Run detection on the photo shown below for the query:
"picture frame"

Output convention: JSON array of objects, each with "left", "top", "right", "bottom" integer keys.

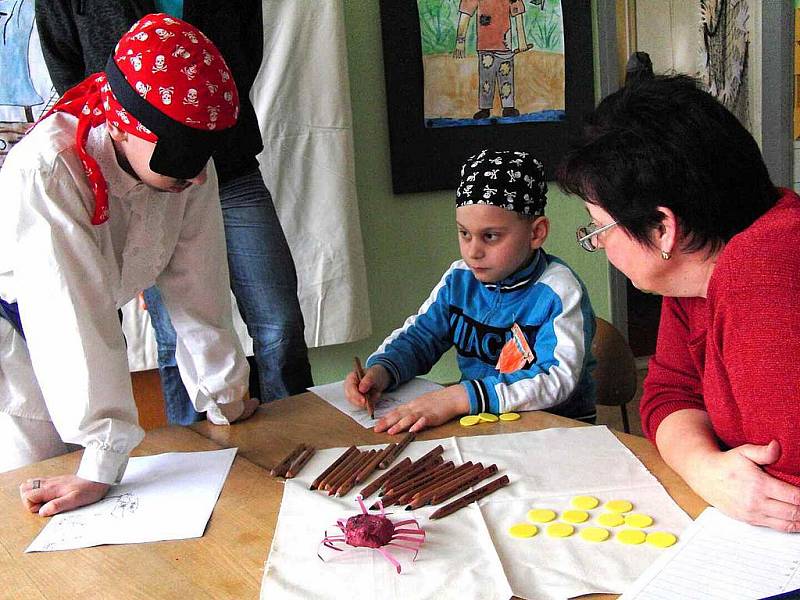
[{"left": 379, "top": 0, "right": 594, "bottom": 193}]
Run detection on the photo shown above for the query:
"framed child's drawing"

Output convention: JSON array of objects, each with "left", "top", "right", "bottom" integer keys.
[{"left": 380, "top": 0, "right": 593, "bottom": 193}]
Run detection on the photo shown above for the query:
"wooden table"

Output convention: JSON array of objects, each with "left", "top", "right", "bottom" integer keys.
[
  {"left": 0, "top": 392, "right": 707, "bottom": 599},
  {"left": 0, "top": 427, "right": 272, "bottom": 599}
]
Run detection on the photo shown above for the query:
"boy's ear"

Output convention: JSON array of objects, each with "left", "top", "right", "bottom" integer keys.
[
  {"left": 530, "top": 216, "right": 549, "bottom": 249},
  {"left": 106, "top": 121, "right": 127, "bottom": 143}
]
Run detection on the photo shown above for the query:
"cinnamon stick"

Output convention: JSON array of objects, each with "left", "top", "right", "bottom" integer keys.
[
  {"left": 358, "top": 457, "right": 412, "bottom": 499},
  {"left": 310, "top": 446, "right": 357, "bottom": 490},
  {"left": 270, "top": 444, "right": 306, "bottom": 477},
  {"left": 378, "top": 432, "right": 416, "bottom": 469},
  {"left": 429, "top": 475, "right": 510, "bottom": 520}
]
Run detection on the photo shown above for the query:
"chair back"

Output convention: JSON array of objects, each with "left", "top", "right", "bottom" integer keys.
[{"left": 590, "top": 317, "right": 638, "bottom": 408}]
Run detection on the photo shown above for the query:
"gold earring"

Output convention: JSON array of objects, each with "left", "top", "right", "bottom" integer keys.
[{"left": 661, "top": 250, "right": 671, "bottom": 260}]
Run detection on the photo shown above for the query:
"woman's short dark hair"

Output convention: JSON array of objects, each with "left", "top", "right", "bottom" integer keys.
[{"left": 556, "top": 74, "right": 779, "bottom": 254}]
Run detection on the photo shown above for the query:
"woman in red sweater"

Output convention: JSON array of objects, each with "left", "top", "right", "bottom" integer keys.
[{"left": 557, "top": 74, "right": 800, "bottom": 532}]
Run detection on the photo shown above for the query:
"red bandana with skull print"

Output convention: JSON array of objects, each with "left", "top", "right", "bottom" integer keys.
[{"left": 41, "top": 13, "right": 239, "bottom": 225}]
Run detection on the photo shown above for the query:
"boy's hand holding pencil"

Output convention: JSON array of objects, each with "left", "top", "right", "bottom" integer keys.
[{"left": 344, "top": 360, "right": 390, "bottom": 418}]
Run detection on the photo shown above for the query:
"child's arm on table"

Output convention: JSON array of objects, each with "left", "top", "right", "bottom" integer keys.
[{"left": 375, "top": 385, "right": 470, "bottom": 435}]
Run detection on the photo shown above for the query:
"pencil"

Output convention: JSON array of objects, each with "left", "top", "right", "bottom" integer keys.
[
  {"left": 388, "top": 462, "right": 456, "bottom": 505},
  {"left": 336, "top": 450, "right": 377, "bottom": 496},
  {"left": 380, "top": 462, "right": 454, "bottom": 506},
  {"left": 354, "top": 444, "right": 394, "bottom": 484},
  {"left": 332, "top": 450, "right": 376, "bottom": 496},
  {"left": 270, "top": 443, "right": 306, "bottom": 477},
  {"left": 318, "top": 448, "right": 363, "bottom": 491},
  {"left": 285, "top": 446, "right": 316, "bottom": 479},
  {"left": 353, "top": 356, "right": 374, "bottom": 419},
  {"left": 381, "top": 453, "right": 444, "bottom": 494},
  {"left": 403, "top": 461, "right": 475, "bottom": 509},
  {"left": 310, "top": 445, "right": 357, "bottom": 490},
  {"left": 431, "top": 464, "right": 498, "bottom": 505},
  {"left": 429, "top": 475, "right": 510, "bottom": 520},
  {"left": 378, "top": 432, "right": 416, "bottom": 469},
  {"left": 358, "top": 457, "right": 412, "bottom": 499},
  {"left": 410, "top": 463, "right": 484, "bottom": 508},
  {"left": 325, "top": 450, "right": 368, "bottom": 493}
]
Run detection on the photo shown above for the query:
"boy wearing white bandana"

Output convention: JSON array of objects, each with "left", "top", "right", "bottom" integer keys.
[{"left": 345, "top": 150, "right": 597, "bottom": 434}]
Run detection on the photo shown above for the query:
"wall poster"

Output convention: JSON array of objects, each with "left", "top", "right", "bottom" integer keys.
[{"left": 380, "top": 0, "right": 593, "bottom": 193}]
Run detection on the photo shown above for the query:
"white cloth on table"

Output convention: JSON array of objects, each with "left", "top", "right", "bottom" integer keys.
[
  {"left": 0, "top": 113, "right": 249, "bottom": 482},
  {"left": 261, "top": 427, "right": 692, "bottom": 600}
]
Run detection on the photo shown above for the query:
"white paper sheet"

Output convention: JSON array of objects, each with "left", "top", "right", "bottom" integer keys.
[
  {"left": 310, "top": 378, "right": 444, "bottom": 427},
  {"left": 261, "top": 427, "right": 692, "bottom": 600},
  {"left": 26, "top": 448, "right": 237, "bottom": 552},
  {"left": 619, "top": 507, "right": 800, "bottom": 600}
]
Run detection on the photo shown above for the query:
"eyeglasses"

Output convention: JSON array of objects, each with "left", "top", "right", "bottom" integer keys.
[{"left": 576, "top": 221, "right": 618, "bottom": 252}]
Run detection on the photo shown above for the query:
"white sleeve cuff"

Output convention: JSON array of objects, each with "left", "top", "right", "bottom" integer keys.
[
  {"left": 205, "top": 398, "right": 244, "bottom": 425},
  {"left": 76, "top": 446, "right": 130, "bottom": 484}
]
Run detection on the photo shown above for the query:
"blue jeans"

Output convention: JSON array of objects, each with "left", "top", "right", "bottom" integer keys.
[{"left": 144, "top": 169, "right": 313, "bottom": 425}]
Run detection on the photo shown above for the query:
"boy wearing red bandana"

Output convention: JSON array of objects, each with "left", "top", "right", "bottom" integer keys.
[{"left": 1, "top": 14, "right": 257, "bottom": 516}]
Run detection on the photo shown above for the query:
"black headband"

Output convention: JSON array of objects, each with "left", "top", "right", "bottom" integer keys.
[{"left": 105, "top": 55, "right": 221, "bottom": 179}]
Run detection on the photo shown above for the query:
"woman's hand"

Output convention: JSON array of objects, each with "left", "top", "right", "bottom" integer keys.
[
  {"left": 344, "top": 365, "right": 390, "bottom": 410},
  {"left": 686, "top": 440, "right": 800, "bottom": 531},
  {"left": 19, "top": 475, "right": 110, "bottom": 517},
  {"left": 374, "top": 384, "right": 470, "bottom": 435},
  {"left": 656, "top": 410, "right": 800, "bottom": 532}
]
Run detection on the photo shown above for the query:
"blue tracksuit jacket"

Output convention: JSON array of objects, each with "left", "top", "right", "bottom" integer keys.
[{"left": 367, "top": 250, "right": 596, "bottom": 420}]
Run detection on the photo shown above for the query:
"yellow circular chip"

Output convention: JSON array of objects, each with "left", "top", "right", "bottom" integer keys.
[
  {"left": 604, "top": 499, "right": 634, "bottom": 514},
  {"left": 499, "top": 412, "right": 521, "bottom": 421},
  {"left": 597, "top": 512, "right": 625, "bottom": 527},
  {"left": 477, "top": 412, "right": 499, "bottom": 423},
  {"left": 460, "top": 415, "right": 481, "bottom": 427},
  {"left": 508, "top": 523, "right": 538, "bottom": 538},
  {"left": 527, "top": 508, "right": 557, "bottom": 523},
  {"left": 646, "top": 531, "right": 677, "bottom": 548},
  {"left": 546, "top": 523, "right": 575, "bottom": 538},
  {"left": 624, "top": 513, "right": 654, "bottom": 529},
  {"left": 617, "top": 529, "right": 647, "bottom": 545},
  {"left": 571, "top": 495, "right": 600, "bottom": 510},
  {"left": 562, "top": 510, "right": 590, "bottom": 524},
  {"left": 579, "top": 527, "right": 610, "bottom": 542}
]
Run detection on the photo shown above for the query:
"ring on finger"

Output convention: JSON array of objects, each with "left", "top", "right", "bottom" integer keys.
[{"left": 32, "top": 479, "right": 41, "bottom": 490}]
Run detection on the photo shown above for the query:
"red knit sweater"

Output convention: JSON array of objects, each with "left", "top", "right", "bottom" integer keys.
[{"left": 641, "top": 190, "right": 800, "bottom": 486}]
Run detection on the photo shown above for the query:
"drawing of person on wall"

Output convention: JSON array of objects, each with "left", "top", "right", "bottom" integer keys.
[
  {"left": 453, "top": 0, "right": 534, "bottom": 120},
  {"left": 0, "top": 0, "right": 43, "bottom": 122}
]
